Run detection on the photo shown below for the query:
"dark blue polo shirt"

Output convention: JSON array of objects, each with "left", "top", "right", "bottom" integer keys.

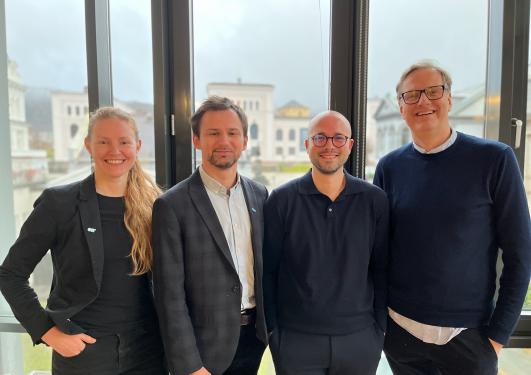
[{"left": 263, "top": 171, "right": 389, "bottom": 335}]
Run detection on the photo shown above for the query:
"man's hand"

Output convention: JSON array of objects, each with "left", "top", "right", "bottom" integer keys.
[
  {"left": 190, "top": 367, "right": 211, "bottom": 375},
  {"left": 488, "top": 338, "right": 503, "bottom": 356},
  {"left": 41, "top": 326, "right": 96, "bottom": 357}
]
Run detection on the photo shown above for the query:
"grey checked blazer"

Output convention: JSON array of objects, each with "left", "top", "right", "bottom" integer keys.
[{"left": 152, "top": 169, "right": 268, "bottom": 375}]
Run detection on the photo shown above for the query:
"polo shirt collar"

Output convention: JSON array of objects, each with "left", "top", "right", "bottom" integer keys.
[{"left": 298, "top": 169, "right": 369, "bottom": 196}]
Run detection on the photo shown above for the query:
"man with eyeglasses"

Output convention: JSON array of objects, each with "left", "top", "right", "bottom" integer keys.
[
  {"left": 263, "top": 111, "right": 389, "bottom": 374},
  {"left": 374, "top": 61, "right": 531, "bottom": 375}
]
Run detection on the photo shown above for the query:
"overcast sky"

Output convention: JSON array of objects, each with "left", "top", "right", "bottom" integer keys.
[{"left": 6, "top": 0, "right": 490, "bottom": 112}]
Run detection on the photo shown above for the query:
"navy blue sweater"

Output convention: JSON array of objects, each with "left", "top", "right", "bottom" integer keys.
[
  {"left": 374, "top": 133, "right": 531, "bottom": 345},
  {"left": 263, "top": 172, "right": 389, "bottom": 335}
]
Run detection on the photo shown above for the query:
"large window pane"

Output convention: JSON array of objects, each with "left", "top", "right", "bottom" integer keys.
[
  {"left": 365, "top": 0, "right": 521, "bottom": 371},
  {"left": 4, "top": 0, "right": 88, "bottom": 302},
  {"left": 523, "top": 6, "right": 531, "bottom": 311},
  {"left": 2, "top": 0, "right": 87, "bottom": 373},
  {"left": 193, "top": 0, "right": 330, "bottom": 191},
  {"left": 110, "top": 0, "right": 156, "bottom": 180},
  {"left": 366, "top": 0, "right": 488, "bottom": 180}
]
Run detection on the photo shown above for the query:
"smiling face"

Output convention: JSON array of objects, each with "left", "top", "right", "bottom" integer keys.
[
  {"left": 84, "top": 117, "right": 141, "bottom": 182},
  {"left": 192, "top": 109, "right": 248, "bottom": 172},
  {"left": 398, "top": 68, "right": 452, "bottom": 138},
  {"left": 305, "top": 112, "right": 354, "bottom": 175}
]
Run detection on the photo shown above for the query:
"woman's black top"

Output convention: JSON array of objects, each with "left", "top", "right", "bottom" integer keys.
[{"left": 72, "top": 194, "right": 156, "bottom": 337}]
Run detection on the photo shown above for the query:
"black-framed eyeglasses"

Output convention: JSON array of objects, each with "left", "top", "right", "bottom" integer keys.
[
  {"left": 400, "top": 85, "right": 448, "bottom": 104},
  {"left": 310, "top": 134, "right": 350, "bottom": 148}
]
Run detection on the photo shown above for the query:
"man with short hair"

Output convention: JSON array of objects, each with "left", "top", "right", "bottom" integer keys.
[
  {"left": 374, "top": 61, "right": 531, "bottom": 374},
  {"left": 152, "top": 96, "right": 268, "bottom": 375},
  {"left": 264, "top": 111, "right": 389, "bottom": 375}
]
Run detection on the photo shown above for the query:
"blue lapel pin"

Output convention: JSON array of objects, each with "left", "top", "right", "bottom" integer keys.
[{"left": 251, "top": 208, "right": 257, "bottom": 213}]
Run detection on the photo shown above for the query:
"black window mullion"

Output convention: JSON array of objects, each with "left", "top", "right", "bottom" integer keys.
[
  {"left": 151, "top": 0, "right": 194, "bottom": 189},
  {"left": 84, "top": 0, "right": 113, "bottom": 112},
  {"left": 151, "top": 0, "right": 173, "bottom": 189},
  {"left": 170, "top": 0, "right": 194, "bottom": 184},
  {"left": 329, "top": 0, "right": 369, "bottom": 178},
  {"left": 510, "top": 0, "right": 530, "bottom": 168}
]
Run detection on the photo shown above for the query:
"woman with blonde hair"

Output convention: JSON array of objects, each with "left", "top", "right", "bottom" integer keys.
[{"left": 0, "top": 107, "right": 166, "bottom": 374}]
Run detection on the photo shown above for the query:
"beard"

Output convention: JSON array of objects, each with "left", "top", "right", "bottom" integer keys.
[
  {"left": 309, "top": 152, "right": 348, "bottom": 175},
  {"left": 313, "top": 161, "right": 343, "bottom": 174},
  {"left": 207, "top": 152, "right": 238, "bottom": 169}
]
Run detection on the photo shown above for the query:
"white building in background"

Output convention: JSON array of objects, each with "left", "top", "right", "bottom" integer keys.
[
  {"left": 206, "top": 81, "right": 311, "bottom": 164},
  {"left": 373, "top": 94, "right": 410, "bottom": 159},
  {"left": 50, "top": 81, "right": 315, "bottom": 170},
  {"left": 49, "top": 90, "right": 156, "bottom": 174},
  {"left": 207, "top": 82, "right": 275, "bottom": 161},
  {"left": 373, "top": 73, "right": 531, "bottom": 209},
  {"left": 8, "top": 59, "right": 48, "bottom": 232},
  {"left": 272, "top": 100, "right": 310, "bottom": 162},
  {"left": 51, "top": 88, "right": 89, "bottom": 167},
  {"left": 365, "top": 97, "right": 383, "bottom": 172},
  {"left": 9, "top": 59, "right": 31, "bottom": 156}
]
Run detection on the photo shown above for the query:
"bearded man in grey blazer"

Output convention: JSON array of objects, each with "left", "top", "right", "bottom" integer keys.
[{"left": 152, "top": 96, "right": 268, "bottom": 375}]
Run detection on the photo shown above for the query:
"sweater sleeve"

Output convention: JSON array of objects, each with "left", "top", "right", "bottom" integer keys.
[
  {"left": 370, "top": 191, "right": 389, "bottom": 332},
  {"left": 487, "top": 146, "right": 531, "bottom": 345},
  {"left": 262, "top": 190, "right": 285, "bottom": 332},
  {"left": 373, "top": 159, "right": 385, "bottom": 189}
]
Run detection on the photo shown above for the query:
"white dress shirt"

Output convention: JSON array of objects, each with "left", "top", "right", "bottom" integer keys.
[{"left": 199, "top": 166, "right": 255, "bottom": 310}]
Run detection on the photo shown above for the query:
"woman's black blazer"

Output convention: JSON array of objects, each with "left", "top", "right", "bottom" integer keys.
[{"left": 0, "top": 174, "right": 108, "bottom": 344}]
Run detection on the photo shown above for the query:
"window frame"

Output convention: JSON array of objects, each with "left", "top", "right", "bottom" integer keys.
[
  {"left": 331, "top": 0, "right": 531, "bottom": 348},
  {"left": 0, "top": 0, "right": 529, "bottom": 350},
  {"left": 483, "top": 0, "right": 531, "bottom": 347}
]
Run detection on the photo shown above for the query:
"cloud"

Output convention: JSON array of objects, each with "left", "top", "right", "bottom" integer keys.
[
  {"left": 367, "top": 0, "right": 488, "bottom": 97},
  {"left": 6, "top": 0, "right": 87, "bottom": 91},
  {"left": 6, "top": 0, "right": 489, "bottom": 112}
]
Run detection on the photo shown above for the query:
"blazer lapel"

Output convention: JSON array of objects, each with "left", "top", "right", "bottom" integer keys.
[
  {"left": 188, "top": 170, "right": 236, "bottom": 271},
  {"left": 241, "top": 177, "right": 262, "bottom": 259},
  {"left": 241, "top": 176, "right": 265, "bottom": 338},
  {"left": 78, "top": 174, "right": 105, "bottom": 289}
]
